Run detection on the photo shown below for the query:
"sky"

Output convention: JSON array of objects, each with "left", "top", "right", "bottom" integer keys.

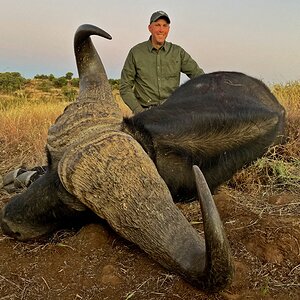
[{"left": 0, "top": 0, "right": 299, "bottom": 84}]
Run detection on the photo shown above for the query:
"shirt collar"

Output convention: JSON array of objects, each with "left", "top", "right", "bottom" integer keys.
[{"left": 147, "top": 37, "right": 170, "bottom": 52}]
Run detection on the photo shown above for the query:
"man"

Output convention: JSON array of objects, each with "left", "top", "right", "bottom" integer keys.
[{"left": 120, "top": 11, "right": 204, "bottom": 114}]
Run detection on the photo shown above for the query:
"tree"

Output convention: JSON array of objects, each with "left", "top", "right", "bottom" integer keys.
[
  {"left": 53, "top": 77, "right": 68, "bottom": 88},
  {"left": 65, "top": 72, "right": 73, "bottom": 80},
  {"left": 0, "top": 72, "right": 27, "bottom": 93}
]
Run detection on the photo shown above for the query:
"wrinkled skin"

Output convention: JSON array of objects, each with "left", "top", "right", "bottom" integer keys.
[{"left": 0, "top": 24, "right": 285, "bottom": 292}]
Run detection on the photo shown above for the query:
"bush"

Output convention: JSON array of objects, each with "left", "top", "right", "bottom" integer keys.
[
  {"left": 70, "top": 78, "right": 79, "bottom": 87},
  {"left": 34, "top": 74, "right": 49, "bottom": 80},
  {"left": 53, "top": 77, "right": 68, "bottom": 88},
  {"left": 37, "top": 81, "right": 54, "bottom": 92},
  {"left": 62, "top": 86, "right": 78, "bottom": 102},
  {"left": 109, "top": 79, "right": 120, "bottom": 90},
  {"left": 0, "top": 72, "right": 28, "bottom": 93}
]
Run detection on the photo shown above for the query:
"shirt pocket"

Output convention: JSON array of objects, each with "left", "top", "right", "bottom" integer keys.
[
  {"left": 136, "top": 57, "right": 156, "bottom": 79},
  {"left": 163, "top": 58, "right": 181, "bottom": 79}
]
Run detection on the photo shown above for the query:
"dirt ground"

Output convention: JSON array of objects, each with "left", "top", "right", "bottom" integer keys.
[{"left": 0, "top": 185, "right": 299, "bottom": 300}]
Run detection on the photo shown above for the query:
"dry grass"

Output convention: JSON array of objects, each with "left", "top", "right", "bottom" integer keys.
[
  {"left": 0, "top": 92, "right": 68, "bottom": 174},
  {"left": 0, "top": 84, "right": 132, "bottom": 177},
  {"left": 272, "top": 81, "right": 300, "bottom": 144}
]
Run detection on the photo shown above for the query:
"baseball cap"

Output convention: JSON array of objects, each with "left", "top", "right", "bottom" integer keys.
[{"left": 150, "top": 11, "right": 170, "bottom": 24}]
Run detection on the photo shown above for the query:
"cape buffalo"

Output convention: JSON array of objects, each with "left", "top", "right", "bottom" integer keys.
[{"left": 0, "top": 24, "right": 285, "bottom": 292}]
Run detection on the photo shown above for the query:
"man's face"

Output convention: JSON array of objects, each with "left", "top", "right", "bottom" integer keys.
[{"left": 148, "top": 18, "right": 170, "bottom": 47}]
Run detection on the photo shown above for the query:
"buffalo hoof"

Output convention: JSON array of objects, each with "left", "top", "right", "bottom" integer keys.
[
  {"left": 3, "top": 168, "right": 27, "bottom": 186},
  {"left": 2, "top": 166, "right": 47, "bottom": 193},
  {"left": 14, "top": 166, "right": 47, "bottom": 188},
  {"left": 14, "top": 171, "right": 39, "bottom": 188}
]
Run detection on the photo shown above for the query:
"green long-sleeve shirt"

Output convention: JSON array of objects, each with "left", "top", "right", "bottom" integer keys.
[{"left": 120, "top": 39, "right": 204, "bottom": 113}]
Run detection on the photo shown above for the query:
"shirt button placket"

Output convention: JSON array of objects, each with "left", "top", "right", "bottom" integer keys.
[{"left": 157, "top": 51, "right": 161, "bottom": 98}]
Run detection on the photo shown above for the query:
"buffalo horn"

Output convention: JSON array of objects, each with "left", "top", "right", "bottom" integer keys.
[
  {"left": 192, "top": 165, "right": 234, "bottom": 289},
  {"left": 74, "top": 24, "right": 113, "bottom": 103},
  {"left": 47, "top": 25, "right": 122, "bottom": 163}
]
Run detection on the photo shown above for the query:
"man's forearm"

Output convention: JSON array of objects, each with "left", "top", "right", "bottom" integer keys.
[{"left": 120, "top": 89, "right": 143, "bottom": 113}]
